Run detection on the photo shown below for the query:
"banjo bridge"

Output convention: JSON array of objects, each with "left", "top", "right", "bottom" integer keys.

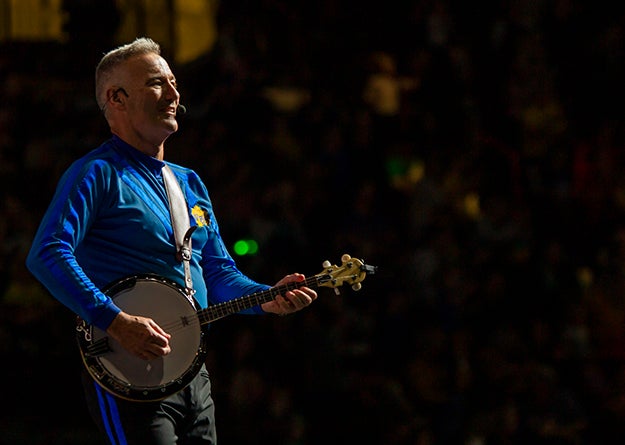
[{"left": 77, "top": 254, "right": 376, "bottom": 402}]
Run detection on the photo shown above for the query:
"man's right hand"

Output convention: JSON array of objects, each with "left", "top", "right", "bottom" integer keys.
[{"left": 106, "top": 311, "right": 172, "bottom": 360}]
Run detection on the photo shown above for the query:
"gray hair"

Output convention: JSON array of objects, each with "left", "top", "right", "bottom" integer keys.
[{"left": 95, "top": 37, "right": 161, "bottom": 111}]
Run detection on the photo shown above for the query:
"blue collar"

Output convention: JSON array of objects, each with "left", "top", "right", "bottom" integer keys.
[{"left": 110, "top": 134, "right": 166, "bottom": 176}]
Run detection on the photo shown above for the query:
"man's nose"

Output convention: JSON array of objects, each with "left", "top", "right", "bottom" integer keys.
[{"left": 165, "top": 81, "right": 180, "bottom": 100}]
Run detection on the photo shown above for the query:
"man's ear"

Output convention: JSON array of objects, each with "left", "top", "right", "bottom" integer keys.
[
  {"left": 112, "top": 90, "right": 123, "bottom": 103},
  {"left": 112, "top": 87, "right": 128, "bottom": 103},
  {"left": 109, "top": 87, "right": 128, "bottom": 104}
]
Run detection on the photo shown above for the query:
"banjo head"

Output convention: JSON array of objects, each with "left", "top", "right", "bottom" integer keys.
[{"left": 77, "top": 274, "right": 208, "bottom": 402}]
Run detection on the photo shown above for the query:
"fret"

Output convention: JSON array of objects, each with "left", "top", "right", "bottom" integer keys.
[
  {"left": 194, "top": 254, "right": 375, "bottom": 328},
  {"left": 77, "top": 255, "right": 375, "bottom": 402}
]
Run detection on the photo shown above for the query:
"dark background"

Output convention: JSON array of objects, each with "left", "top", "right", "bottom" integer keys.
[{"left": 3, "top": 1, "right": 625, "bottom": 444}]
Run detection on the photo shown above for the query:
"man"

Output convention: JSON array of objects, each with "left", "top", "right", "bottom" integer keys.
[{"left": 26, "top": 37, "right": 317, "bottom": 444}]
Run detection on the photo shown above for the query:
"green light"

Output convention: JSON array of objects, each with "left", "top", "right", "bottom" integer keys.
[
  {"left": 233, "top": 239, "right": 259, "bottom": 256},
  {"left": 233, "top": 240, "right": 248, "bottom": 255},
  {"left": 247, "top": 239, "right": 259, "bottom": 255}
]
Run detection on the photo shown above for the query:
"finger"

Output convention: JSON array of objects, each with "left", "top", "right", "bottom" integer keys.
[
  {"left": 145, "top": 341, "right": 171, "bottom": 357},
  {"left": 281, "top": 295, "right": 295, "bottom": 308},
  {"left": 287, "top": 289, "right": 313, "bottom": 306},
  {"left": 150, "top": 334, "right": 170, "bottom": 348},
  {"left": 301, "top": 287, "right": 318, "bottom": 301},
  {"left": 276, "top": 273, "right": 305, "bottom": 286},
  {"left": 149, "top": 320, "right": 171, "bottom": 338},
  {"left": 276, "top": 295, "right": 294, "bottom": 313}
]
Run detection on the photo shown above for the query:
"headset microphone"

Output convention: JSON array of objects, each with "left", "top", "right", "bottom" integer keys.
[{"left": 177, "top": 104, "right": 187, "bottom": 115}]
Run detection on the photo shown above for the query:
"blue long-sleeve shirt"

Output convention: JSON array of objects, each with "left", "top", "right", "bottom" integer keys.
[{"left": 26, "top": 135, "right": 268, "bottom": 331}]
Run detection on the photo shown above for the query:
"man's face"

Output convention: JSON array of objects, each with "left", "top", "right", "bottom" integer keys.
[{"left": 118, "top": 53, "right": 181, "bottom": 145}]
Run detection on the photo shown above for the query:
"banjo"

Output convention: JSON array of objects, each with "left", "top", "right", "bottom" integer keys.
[{"left": 76, "top": 254, "right": 376, "bottom": 402}]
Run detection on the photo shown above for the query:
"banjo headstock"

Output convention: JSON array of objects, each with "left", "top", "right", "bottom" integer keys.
[{"left": 315, "top": 254, "right": 377, "bottom": 294}]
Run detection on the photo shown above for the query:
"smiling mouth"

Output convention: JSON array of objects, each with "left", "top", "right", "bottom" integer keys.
[{"left": 159, "top": 108, "right": 177, "bottom": 118}]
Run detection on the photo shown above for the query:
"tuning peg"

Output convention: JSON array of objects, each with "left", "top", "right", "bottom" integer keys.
[
  {"left": 322, "top": 260, "right": 331, "bottom": 268},
  {"left": 341, "top": 254, "right": 351, "bottom": 262},
  {"left": 352, "top": 283, "right": 362, "bottom": 291},
  {"left": 334, "top": 288, "right": 341, "bottom": 295}
]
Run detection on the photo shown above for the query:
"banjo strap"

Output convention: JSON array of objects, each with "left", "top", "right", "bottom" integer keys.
[{"left": 162, "top": 164, "right": 196, "bottom": 301}]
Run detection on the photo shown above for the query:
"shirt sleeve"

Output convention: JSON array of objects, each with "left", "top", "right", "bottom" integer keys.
[
  {"left": 26, "top": 159, "right": 121, "bottom": 331},
  {"left": 186, "top": 171, "right": 270, "bottom": 314}
]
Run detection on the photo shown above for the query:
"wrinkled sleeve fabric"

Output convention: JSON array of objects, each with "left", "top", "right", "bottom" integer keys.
[
  {"left": 26, "top": 142, "right": 271, "bottom": 331},
  {"left": 27, "top": 136, "right": 273, "bottom": 332},
  {"left": 26, "top": 156, "right": 121, "bottom": 331}
]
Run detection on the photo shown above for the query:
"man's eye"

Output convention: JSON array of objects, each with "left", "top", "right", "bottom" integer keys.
[{"left": 151, "top": 80, "right": 177, "bottom": 90}]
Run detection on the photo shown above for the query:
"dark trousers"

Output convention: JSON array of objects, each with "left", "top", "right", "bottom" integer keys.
[{"left": 81, "top": 364, "right": 217, "bottom": 445}]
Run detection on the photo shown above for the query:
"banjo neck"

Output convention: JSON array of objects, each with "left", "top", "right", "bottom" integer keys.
[
  {"left": 199, "top": 276, "right": 319, "bottom": 323},
  {"left": 77, "top": 254, "right": 376, "bottom": 402},
  {"left": 198, "top": 255, "right": 377, "bottom": 324}
]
